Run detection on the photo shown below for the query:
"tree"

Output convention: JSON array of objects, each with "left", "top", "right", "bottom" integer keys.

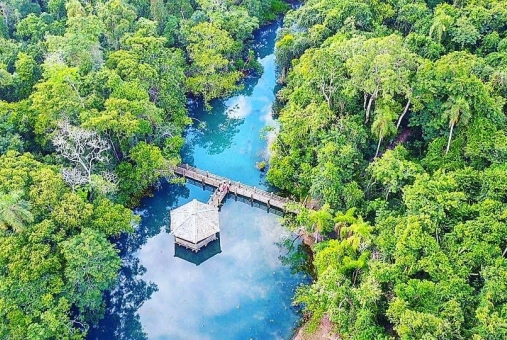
[
  {"left": 0, "top": 190, "right": 33, "bottom": 232},
  {"left": 29, "top": 60, "right": 84, "bottom": 142},
  {"left": 97, "top": 0, "right": 137, "bottom": 50},
  {"left": 117, "top": 141, "right": 174, "bottom": 205},
  {"left": 368, "top": 146, "right": 423, "bottom": 200},
  {"left": 45, "top": 0, "right": 104, "bottom": 73},
  {"left": 451, "top": 16, "right": 480, "bottom": 49},
  {"left": 185, "top": 22, "right": 242, "bottom": 106},
  {"left": 441, "top": 95, "right": 470, "bottom": 154},
  {"left": 13, "top": 52, "right": 39, "bottom": 99},
  {"left": 294, "top": 209, "right": 378, "bottom": 337},
  {"left": 61, "top": 228, "right": 121, "bottom": 321},
  {"left": 429, "top": 6, "right": 454, "bottom": 43},
  {"left": 52, "top": 120, "right": 111, "bottom": 187},
  {"left": 343, "top": 35, "right": 419, "bottom": 124},
  {"left": 371, "top": 100, "right": 397, "bottom": 158}
]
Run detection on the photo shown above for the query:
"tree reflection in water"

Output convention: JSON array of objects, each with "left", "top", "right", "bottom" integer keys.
[
  {"left": 183, "top": 99, "right": 245, "bottom": 158},
  {"left": 87, "top": 183, "right": 190, "bottom": 339}
]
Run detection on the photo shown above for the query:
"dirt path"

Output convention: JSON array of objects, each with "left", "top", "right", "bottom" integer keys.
[{"left": 293, "top": 315, "right": 340, "bottom": 340}]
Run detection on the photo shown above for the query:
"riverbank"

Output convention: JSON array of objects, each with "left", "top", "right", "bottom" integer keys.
[
  {"left": 293, "top": 315, "right": 339, "bottom": 340},
  {"left": 87, "top": 19, "right": 305, "bottom": 339}
]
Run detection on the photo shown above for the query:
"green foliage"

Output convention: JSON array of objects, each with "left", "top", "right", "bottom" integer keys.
[
  {"left": 185, "top": 22, "right": 243, "bottom": 106},
  {"left": 0, "top": 152, "right": 135, "bottom": 338},
  {"left": 117, "top": 142, "right": 174, "bottom": 205},
  {"left": 0, "top": 189, "right": 33, "bottom": 233},
  {"left": 273, "top": 0, "right": 507, "bottom": 338},
  {"left": 61, "top": 228, "right": 121, "bottom": 321},
  {"left": 0, "top": 0, "right": 280, "bottom": 332},
  {"left": 368, "top": 146, "right": 423, "bottom": 200}
]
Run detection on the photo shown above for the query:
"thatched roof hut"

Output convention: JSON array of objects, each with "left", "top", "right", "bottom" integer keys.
[{"left": 170, "top": 199, "right": 220, "bottom": 252}]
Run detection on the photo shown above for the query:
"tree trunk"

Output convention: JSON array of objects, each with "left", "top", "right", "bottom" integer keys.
[
  {"left": 66, "top": 76, "right": 85, "bottom": 108},
  {"left": 320, "top": 84, "right": 331, "bottom": 108},
  {"left": 365, "top": 86, "right": 379, "bottom": 123},
  {"left": 396, "top": 98, "right": 411, "bottom": 129},
  {"left": 446, "top": 122, "right": 454, "bottom": 154},
  {"left": 375, "top": 136, "right": 382, "bottom": 158}
]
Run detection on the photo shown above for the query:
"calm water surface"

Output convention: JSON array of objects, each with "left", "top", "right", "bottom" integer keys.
[{"left": 88, "top": 21, "right": 303, "bottom": 340}]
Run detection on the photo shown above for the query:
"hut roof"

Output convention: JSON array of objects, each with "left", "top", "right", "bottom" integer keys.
[{"left": 170, "top": 199, "right": 220, "bottom": 244}]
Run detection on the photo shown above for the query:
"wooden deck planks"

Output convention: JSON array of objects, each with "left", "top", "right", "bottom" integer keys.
[{"left": 174, "top": 164, "right": 294, "bottom": 211}]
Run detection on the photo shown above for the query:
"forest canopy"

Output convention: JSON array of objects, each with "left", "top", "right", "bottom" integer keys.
[
  {"left": 269, "top": 0, "right": 507, "bottom": 338},
  {"left": 3, "top": 0, "right": 507, "bottom": 338},
  {"left": 0, "top": 0, "right": 286, "bottom": 337}
]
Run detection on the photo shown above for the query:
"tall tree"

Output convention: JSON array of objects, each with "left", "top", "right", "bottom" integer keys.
[
  {"left": 441, "top": 95, "right": 470, "bottom": 154},
  {"left": 371, "top": 100, "right": 397, "bottom": 158}
]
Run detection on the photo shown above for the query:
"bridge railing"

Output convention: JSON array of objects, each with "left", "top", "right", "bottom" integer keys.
[{"left": 178, "top": 164, "right": 292, "bottom": 204}]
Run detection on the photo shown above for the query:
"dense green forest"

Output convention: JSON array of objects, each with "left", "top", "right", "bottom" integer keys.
[
  {"left": 269, "top": 0, "right": 507, "bottom": 338},
  {"left": 0, "top": 0, "right": 286, "bottom": 337},
  {"left": 3, "top": 0, "right": 507, "bottom": 338}
]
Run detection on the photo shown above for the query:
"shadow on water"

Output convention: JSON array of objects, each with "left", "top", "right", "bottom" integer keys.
[{"left": 174, "top": 237, "right": 222, "bottom": 266}]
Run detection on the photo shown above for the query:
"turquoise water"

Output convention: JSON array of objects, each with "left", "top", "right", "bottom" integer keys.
[{"left": 88, "top": 20, "right": 304, "bottom": 340}]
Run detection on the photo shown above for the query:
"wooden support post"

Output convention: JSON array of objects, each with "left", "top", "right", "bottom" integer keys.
[
  {"left": 267, "top": 199, "right": 270, "bottom": 208},
  {"left": 201, "top": 176, "right": 205, "bottom": 188},
  {"left": 250, "top": 193, "right": 254, "bottom": 206}
]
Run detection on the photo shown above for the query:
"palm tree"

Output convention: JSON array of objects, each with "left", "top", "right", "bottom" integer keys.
[
  {"left": 0, "top": 190, "right": 34, "bottom": 233},
  {"left": 372, "top": 104, "right": 397, "bottom": 158},
  {"left": 441, "top": 96, "right": 471, "bottom": 154},
  {"left": 429, "top": 12, "right": 453, "bottom": 43},
  {"left": 335, "top": 208, "right": 372, "bottom": 252}
]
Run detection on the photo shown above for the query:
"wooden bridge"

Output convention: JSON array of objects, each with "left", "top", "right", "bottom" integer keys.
[{"left": 174, "top": 164, "right": 296, "bottom": 212}]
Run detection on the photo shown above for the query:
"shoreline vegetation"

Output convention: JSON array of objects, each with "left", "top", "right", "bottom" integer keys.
[
  {"left": 2, "top": 0, "right": 507, "bottom": 338},
  {"left": 272, "top": 0, "right": 507, "bottom": 339},
  {"left": 0, "top": 0, "right": 289, "bottom": 337}
]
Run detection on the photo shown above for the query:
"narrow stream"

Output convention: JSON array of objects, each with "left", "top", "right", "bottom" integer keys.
[{"left": 88, "top": 20, "right": 304, "bottom": 340}]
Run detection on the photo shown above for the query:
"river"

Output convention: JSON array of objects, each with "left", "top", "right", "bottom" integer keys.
[{"left": 87, "top": 20, "right": 305, "bottom": 340}]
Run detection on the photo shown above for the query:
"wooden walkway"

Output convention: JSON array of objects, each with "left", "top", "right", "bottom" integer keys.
[{"left": 174, "top": 164, "right": 295, "bottom": 212}]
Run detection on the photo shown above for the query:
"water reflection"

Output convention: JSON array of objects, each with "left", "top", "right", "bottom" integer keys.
[
  {"left": 134, "top": 199, "right": 300, "bottom": 340},
  {"left": 124, "top": 183, "right": 190, "bottom": 254},
  {"left": 182, "top": 53, "right": 279, "bottom": 187},
  {"left": 174, "top": 237, "right": 222, "bottom": 266},
  {"left": 253, "top": 20, "right": 280, "bottom": 59},
  {"left": 88, "top": 255, "right": 158, "bottom": 340},
  {"left": 88, "top": 19, "right": 302, "bottom": 340},
  {"left": 185, "top": 105, "right": 245, "bottom": 156}
]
